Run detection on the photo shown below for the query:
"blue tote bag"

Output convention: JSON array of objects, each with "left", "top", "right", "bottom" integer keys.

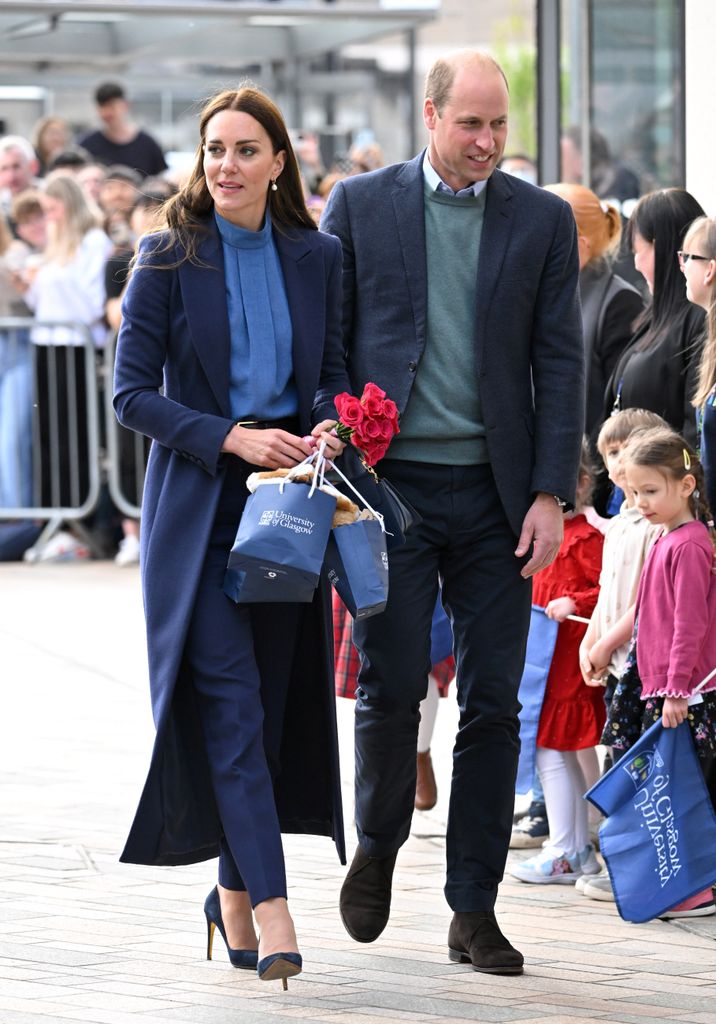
[
  {"left": 515, "top": 606, "right": 559, "bottom": 795},
  {"left": 224, "top": 457, "right": 337, "bottom": 603},
  {"left": 586, "top": 718, "right": 716, "bottom": 923}
]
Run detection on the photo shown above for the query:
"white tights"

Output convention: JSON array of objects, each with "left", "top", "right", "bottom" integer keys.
[
  {"left": 535, "top": 746, "right": 589, "bottom": 857},
  {"left": 417, "top": 674, "right": 440, "bottom": 753}
]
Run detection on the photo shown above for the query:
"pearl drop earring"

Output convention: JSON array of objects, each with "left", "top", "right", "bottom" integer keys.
[{"left": 271, "top": 179, "right": 278, "bottom": 192}]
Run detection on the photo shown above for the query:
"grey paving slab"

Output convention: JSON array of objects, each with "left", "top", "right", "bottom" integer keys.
[{"left": 1, "top": 561, "right": 715, "bottom": 1024}]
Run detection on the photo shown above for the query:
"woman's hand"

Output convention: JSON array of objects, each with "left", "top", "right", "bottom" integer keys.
[
  {"left": 221, "top": 426, "right": 314, "bottom": 469},
  {"left": 311, "top": 419, "right": 345, "bottom": 459},
  {"left": 545, "top": 596, "right": 576, "bottom": 623},
  {"left": 661, "top": 696, "right": 689, "bottom": 728}
]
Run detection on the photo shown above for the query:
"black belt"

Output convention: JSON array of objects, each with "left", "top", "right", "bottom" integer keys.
[{"left": 236, "top": 416, "right": 300, "bottom": 431}]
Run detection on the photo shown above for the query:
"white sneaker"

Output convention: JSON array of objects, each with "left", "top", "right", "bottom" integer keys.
[
  {"left": 114, "top": 533, "right": 140, "bottom": 567},
  {"left": 509, "top": 846, "right": 582, "bottom": 884},
  {"left": 582, "top": 871, "right": 615, "bottom": 902},
  {"left": 578, "top": 842, "right": 601, "bottom": 876},
  {"left": 26, "top": 530, "right": 90, "bottom": 563}
]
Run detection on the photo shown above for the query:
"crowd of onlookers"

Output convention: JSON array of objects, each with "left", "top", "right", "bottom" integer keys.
[{"left": 0, "top": 81, "right": 385, "bottom": 565}]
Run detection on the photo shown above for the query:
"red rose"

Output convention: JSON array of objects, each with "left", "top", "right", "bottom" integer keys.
[
  {"left": 361, "top": 382, "right": 386, "bottom": 402},
  {"left": 382, "top": 398, "right": 399, "bottom": 432},
  {"left": 335, "top": 392, "right": 365, "bottom": 428},
  {"left": 361, "top": 440, "right": 390, "bottom": 467},
  {"left": 362, "top": 393, "right": 385, "bottom": 417}
]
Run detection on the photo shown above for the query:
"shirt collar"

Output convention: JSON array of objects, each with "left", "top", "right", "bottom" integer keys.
[{"left": 422, "top": 151, "right": 488, "bottom": 198}]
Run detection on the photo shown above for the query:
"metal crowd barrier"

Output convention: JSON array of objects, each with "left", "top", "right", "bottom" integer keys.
[
  {"left": 102, "top": 331, "right": 146, "bottom": 521},
  {"left": 0, "top": 316, "right": 147, "bottom": 561}
]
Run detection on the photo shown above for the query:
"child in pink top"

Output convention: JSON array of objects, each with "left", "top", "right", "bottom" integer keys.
[{"left": 588, "top": 427, "right": 716, "bottom": 919}]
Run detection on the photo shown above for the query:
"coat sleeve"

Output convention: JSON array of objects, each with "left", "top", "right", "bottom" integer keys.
[
  {"left": 529, "top": 200, "right": 585, "bottom": 504},
  {"left": 113, "top": 236, "right": 235, "bottom": 476},
  {"left": 320, "top": 181, "right": 356, "bottom": 366},
  {"left": 312, "top": 231, "right": 352, "bottom": 423}
]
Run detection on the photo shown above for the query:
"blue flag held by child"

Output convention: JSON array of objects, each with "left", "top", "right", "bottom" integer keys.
[
  {"left": 515, "top": 607, "right": 559, "bottom": 795},
  {"left": 586, "top": 718, "right": 716, "bottom": 923}
]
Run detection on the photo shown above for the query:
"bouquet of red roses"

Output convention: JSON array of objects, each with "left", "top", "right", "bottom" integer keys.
[{"left": 334, "top": 382, "right": 400, "bottom": 467}]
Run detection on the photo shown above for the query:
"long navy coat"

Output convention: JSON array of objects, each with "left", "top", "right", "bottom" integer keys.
[{"left": 113, "top": 214, "right": 349, "bottom": 867}]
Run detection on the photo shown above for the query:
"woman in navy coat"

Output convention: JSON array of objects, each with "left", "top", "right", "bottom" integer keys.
[{"left": 113, "top": 86, "right": 349, "bottom": 988}]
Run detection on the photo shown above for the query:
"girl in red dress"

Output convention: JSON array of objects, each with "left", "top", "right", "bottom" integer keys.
[{"left": 510, "top": 441, "right": 605, "bottom": 884}]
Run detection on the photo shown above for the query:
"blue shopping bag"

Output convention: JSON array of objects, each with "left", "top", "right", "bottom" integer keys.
[
  {"left": 515, "top": 606, "right": 559, "bottom": 795},
  {"left": 430, "top": 598, "right": 453, "bottom": 665},
  {"left": 224, "top": 480, "right": 336, "bottom": 603},
  {"left": 325, "top": 518, "right": 389, "bottom": 619},
  {"left": 586, "top": 718, "right": 716, "bottom": 923}
]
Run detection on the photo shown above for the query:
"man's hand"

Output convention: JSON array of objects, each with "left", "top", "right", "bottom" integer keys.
[{"left": 515, "top": 492, "right": 564, "bottom": 578}]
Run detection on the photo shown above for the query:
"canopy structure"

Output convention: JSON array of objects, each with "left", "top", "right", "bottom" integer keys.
[
  {"left": 0, "top": 2, "right": 438, "bottom": 84},
  {"left": 0, "top": 0, "right": 438, "bottom": 156}
]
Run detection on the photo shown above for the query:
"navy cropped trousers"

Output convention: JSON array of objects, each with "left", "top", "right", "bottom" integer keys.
[{"left": 184, "top": 459, "right": 301, "bottom": 907}]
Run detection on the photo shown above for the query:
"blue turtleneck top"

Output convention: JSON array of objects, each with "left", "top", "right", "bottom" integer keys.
[{"left": 215, "top": 209, "right": 297, "bottom": 420}]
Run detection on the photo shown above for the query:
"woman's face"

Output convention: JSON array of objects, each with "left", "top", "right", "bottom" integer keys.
[
  {"left": 40, "top": 194, "right": 66, "bottom": 227},
  {"left": 203, "top": 109, "right": 285, "bottom": 232},
  {"left": 680, "top": 230, "right": 715, "bottom": 311},
  {"left": 632, "top": 229, "right": 655, "bottom": 294}
]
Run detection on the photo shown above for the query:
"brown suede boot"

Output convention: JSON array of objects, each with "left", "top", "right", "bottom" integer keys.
[{"left": 415, "top": 750, "right": 437, "bottom": 811}]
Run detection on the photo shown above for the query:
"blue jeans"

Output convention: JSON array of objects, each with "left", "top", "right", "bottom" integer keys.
[{"left": 0, "top": 330, "right": 32, "bottom": 508}]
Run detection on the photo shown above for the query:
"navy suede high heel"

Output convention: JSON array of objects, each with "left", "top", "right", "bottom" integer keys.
[
  {"left": 257, "top": 951, "right": 302, "bottom": 990},
  {"left": 204, "top": 887, "right": 259, "bottom": 970}
]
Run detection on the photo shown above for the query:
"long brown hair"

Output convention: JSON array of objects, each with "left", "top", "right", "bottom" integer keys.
[
  {"left": 158, "top": 85, "right": 315, "bottom": 264},
  {"left": 685, "top": 216, "right": 716, "bottom": 408}
]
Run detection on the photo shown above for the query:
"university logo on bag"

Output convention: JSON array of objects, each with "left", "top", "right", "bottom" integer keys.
[
  {"left": 621, "top": 748, "right": 664, "bottom": 791},
  {"left": 257, "top": 509, "right": 315, "bottom": 535}
]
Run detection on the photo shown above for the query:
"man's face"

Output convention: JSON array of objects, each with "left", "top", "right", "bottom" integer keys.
[
  {"left": 99, "top": 177, "right": 137, "bottom": 215},
  {"left": 0, "top": 148, "right": 32, "bottom": 194},
  {"left": 98, "top": 98, "right": 128, "bottom": 131},
  {"left": 423, "top": 66, "right": 509, "bottom": 192}
]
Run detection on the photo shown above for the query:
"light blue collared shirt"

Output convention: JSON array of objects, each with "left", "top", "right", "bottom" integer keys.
[{"left": 422, "top": 151, "right": 488, "bottom": 199}]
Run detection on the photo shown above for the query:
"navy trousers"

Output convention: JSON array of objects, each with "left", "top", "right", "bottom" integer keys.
[
  {"left": 352, "top": 461, "right": 532, "bottom": 912},
  {"left": 184, "top": 459, "right": 302, "bottom": 907}
]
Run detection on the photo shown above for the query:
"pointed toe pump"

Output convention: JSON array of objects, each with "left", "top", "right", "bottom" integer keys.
[
  {"left": 204, "top": 887, "right": 259, "bottom": 970},
  {"left": 257, "top": 951, "right": 303, "bottom": 990}
]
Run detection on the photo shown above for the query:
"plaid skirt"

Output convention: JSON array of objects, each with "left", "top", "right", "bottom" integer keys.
[
  {"left": 601, "top": 627, "right": 716, "bottom": 761},
  {"left": 333, "top": 591, "right": 455, "bottom": 699}
]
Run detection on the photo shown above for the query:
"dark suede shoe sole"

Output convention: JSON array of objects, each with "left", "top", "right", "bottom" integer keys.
[{"left": 448, "top": 946, "right": 524, "bottom": 975}]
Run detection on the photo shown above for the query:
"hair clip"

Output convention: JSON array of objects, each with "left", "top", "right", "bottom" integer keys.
[{"left": 683, "top": 448, "right": 692, "bottom": 470}]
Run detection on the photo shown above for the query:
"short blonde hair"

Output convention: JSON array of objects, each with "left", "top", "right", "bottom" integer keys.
[{"left": 596, "top": 408, "right": 668, "bottom": 458}]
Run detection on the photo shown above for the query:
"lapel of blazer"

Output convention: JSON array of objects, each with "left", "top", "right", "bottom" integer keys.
[
  {"left": 476, "top": 170, "right": 516, "bottom": 363},
  {"left": 391, "top": 152, "right": 428, "bottom": 353},
  {"left": 177, "top": 217, "right": 232, "bottom": 416},
  {"left": 274, "top": 226, "right": 319, "bottom": 429}
]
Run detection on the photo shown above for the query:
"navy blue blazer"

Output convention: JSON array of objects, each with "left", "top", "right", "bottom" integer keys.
[
  {"left": 321, "top": 153, "right": 585, "bottom": 534},
  {"left": 113, "top": 215, "right": 348, "bottom": 867}
]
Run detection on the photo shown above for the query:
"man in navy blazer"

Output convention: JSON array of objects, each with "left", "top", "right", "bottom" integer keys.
[{"left": 321, "top": 50, "right": 584, "bottom": 973}]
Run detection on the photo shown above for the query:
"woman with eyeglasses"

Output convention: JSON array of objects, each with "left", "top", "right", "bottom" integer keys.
[
  {"left": 602, "top": 188, "right": 706, "bottom": 448},
  {"left": 681, "top": 216, "right": 716, "bottom": 513}
]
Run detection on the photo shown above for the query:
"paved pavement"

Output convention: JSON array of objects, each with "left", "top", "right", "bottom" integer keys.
[{"left": 1, "top": 561, "right": 715, "bottom": 1024}]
